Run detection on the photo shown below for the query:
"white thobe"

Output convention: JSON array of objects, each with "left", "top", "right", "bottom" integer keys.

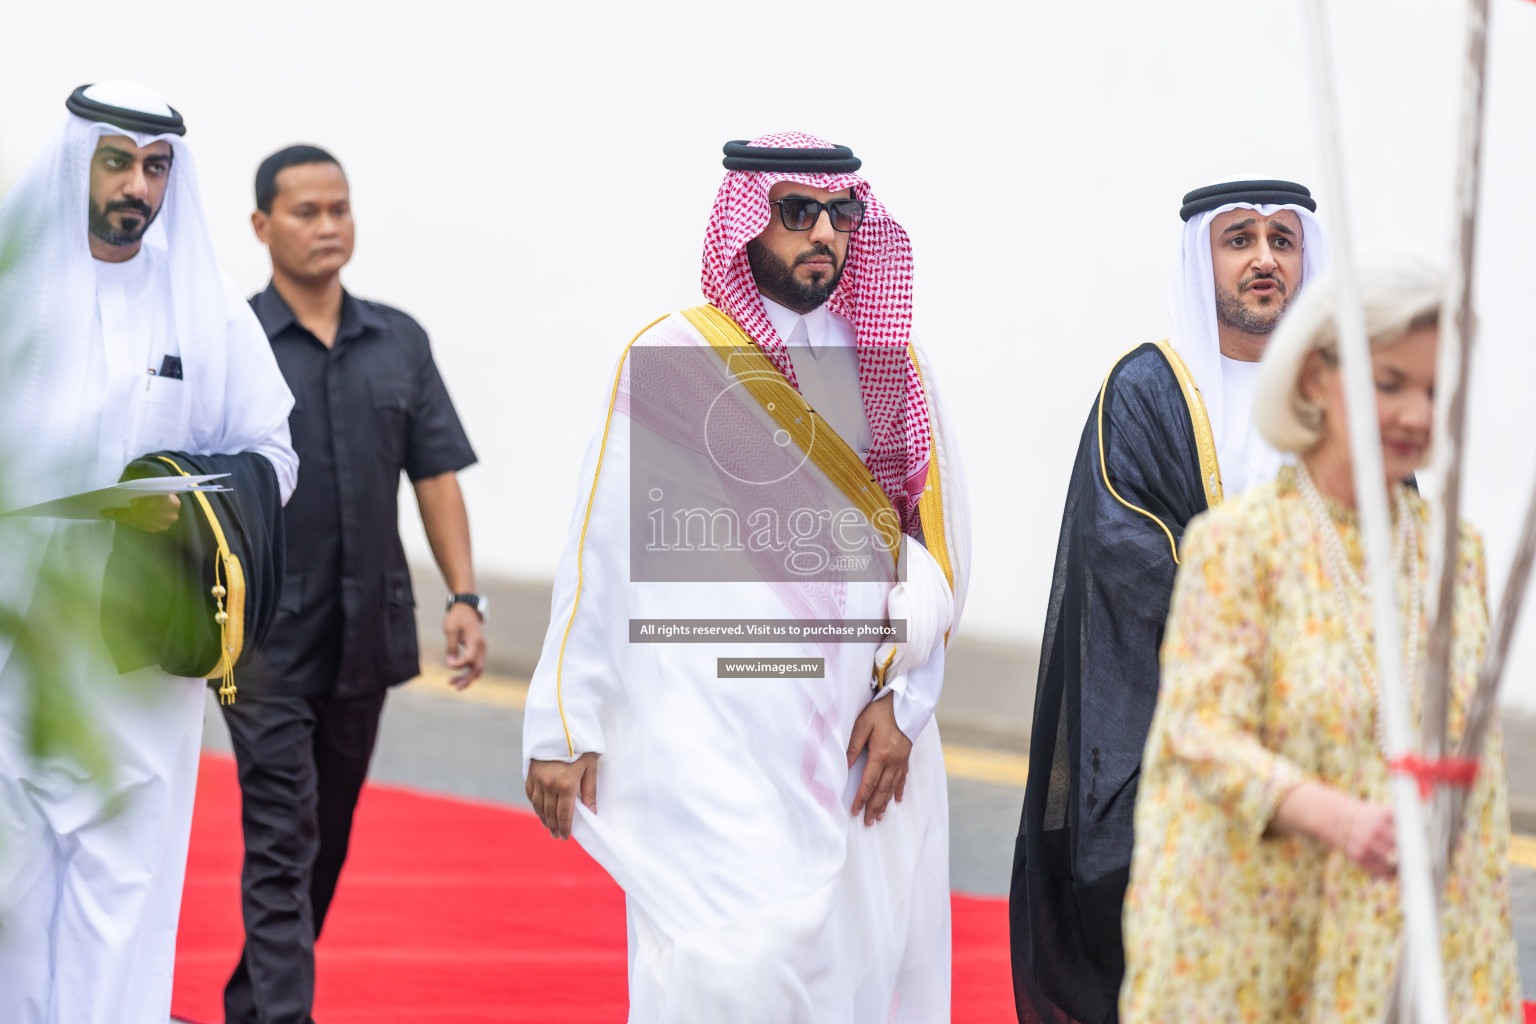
[
  {"left": 1216, "top": 354, "right": 1281, "bottom": 497},
  {"left": 0, "top": 246, "right": 296, "bottom": 1024},
  {"left": 523, "top": 305, "right": 968, "bottom": 1023}
]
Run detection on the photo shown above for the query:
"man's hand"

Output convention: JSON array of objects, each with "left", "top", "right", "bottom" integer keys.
[
  {"left": 443, "top": 603, "right": 485, "bottom": 690},
  {"left": 526, "top": 752, "right": 599, "bottom": 840},
  {"left": 847, "top": 695, "right": 912, "bottom": 826},
  {"left": 103, "top": 493, "right": 181, "bottom": 533}
]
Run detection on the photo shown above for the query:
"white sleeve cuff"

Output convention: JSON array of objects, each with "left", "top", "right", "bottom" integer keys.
[{"left": 881, "top": 639, "right": 946, "bottom": 742}]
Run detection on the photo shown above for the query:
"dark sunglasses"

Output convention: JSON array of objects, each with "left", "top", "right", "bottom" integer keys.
[{"left": 768, "top": 196, "right": 867, "bottom": 233}]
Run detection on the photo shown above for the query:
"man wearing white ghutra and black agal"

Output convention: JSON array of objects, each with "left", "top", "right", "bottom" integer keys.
[
  {"left": 0, "top": 83, "right": 297, "bottom": 1023},
  {"left": 1009, "top": 179, "right": 1329, "bottom": 1024}
]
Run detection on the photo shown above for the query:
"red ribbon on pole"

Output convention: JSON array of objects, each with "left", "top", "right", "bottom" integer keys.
[{"left": 1389, "top": 754, "right": 1481, "bottom": 799}]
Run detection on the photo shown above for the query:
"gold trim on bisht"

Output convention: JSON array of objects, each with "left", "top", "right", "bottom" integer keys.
[
  {"left": 1094, "top": 342, "right": 1224, "bottom": 566},
  {"left": 156, "top": 455, "right": 245, "bottom": 703},
  {"left": 680, "top": 304, "right": 902, "bottom": 565},
  {"left": 1154, "top": 340, "right": 1223, "bottom": 509}
]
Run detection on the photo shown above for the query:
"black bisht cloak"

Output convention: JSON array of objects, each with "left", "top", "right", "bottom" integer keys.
[
  {"left": 1010, "top": 343, "right": 1220, "bottom": 1024},
  {"left": 101, "top": 450, "right": 284, "bottom": 693}
]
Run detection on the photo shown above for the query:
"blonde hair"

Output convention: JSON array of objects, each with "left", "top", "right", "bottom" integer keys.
[{"left": 1253, "top": 255, "right": 1444, "bottom": 454}]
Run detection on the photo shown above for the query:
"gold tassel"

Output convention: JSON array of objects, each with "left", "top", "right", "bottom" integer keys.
[{"left": 211, "top": 557, "right": 237, "bottom": 704}]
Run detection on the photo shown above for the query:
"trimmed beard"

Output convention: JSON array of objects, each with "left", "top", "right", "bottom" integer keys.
[
  {"left": 88, "top": 196, "right": 159, "bottom": 248},
  {"left": 746, "top": 237, "right": 845, "bottom": 314},
  {"left": 1214, "top": 277, "right": 1290, "bottom": 336}
]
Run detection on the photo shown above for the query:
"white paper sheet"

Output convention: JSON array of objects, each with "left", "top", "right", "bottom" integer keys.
[{"left": 0, "top": 474, "right": 231, "bottom": 520}]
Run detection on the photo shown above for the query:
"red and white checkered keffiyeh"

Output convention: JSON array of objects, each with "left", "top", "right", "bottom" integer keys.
[{"left": 700, "top": 131, "right": 930, "bottom": 534}]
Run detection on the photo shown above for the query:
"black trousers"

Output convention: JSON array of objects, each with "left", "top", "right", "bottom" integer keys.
[{"left": 219, "top": 689, "right": 388, "bottom": 1024}]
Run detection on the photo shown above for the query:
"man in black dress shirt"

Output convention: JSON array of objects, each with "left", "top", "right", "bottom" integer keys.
[{"left": 222, "top": 144, "right": 487, "bottom": 1024}]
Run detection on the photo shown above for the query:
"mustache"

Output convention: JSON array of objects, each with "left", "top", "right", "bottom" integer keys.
[
  {"left": 794, "top": 243, "right": 838, "bottom": 266},
  {"left": 104, "top": 198, "right": 153, "bottom": 218},
  {"left": 1241, "top": 272, "right": 1287, "bottom": 294}
]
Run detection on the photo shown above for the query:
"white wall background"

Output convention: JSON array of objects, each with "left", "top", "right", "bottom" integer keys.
[{"left": 5, "top": 0, "right": 1535, "bottom": 704}]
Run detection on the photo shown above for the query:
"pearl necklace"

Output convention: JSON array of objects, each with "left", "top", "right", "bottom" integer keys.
[{"left": 1295, "top": 463, "right": 1421, "bottom": 756}]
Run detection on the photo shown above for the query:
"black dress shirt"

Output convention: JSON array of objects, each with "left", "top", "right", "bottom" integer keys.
[{"left": 243, "top": 283, "right": 476, "bottom": 697}]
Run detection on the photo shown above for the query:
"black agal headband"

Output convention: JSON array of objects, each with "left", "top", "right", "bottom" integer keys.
[
  {"left": 1180, "top": 179, "right": 1315, "bottom": 222},
  {"left": 722, "top": 140, "right": 861, "bottom": 173},
  {"left": 65, "top": 84, "right": 186, "bottom": 137}
]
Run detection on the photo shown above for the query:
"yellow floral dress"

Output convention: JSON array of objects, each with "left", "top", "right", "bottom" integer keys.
[{"left": 1120, "top": 467, "right": 1520, "bottom": 1023}]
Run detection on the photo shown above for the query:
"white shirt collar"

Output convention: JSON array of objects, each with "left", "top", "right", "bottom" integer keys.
[{"left": 758, "top": 294, "right": 854, "bottom": 358}]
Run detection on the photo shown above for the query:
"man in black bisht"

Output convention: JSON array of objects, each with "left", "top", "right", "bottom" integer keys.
[
  {"left": 1009, "top": 179, "right": 1330, "bottom": 1024},
  {"left": 221, "top": 145, "right": 487, "bottom": 1024}
]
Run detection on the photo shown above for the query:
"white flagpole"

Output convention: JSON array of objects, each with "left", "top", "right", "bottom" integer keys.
[
  {"left": 1381, "top": 7, "right": 1493, "bottom": 1014},
  {"left": 1300, "top": 4, "right": 1449, "bottom": 1023}
]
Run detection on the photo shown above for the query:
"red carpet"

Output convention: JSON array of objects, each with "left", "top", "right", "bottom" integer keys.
[
  {"left": 181, "top": 755, "right": 1528, "bottom": 1021},
  {"left": 173, "top": 753, "right": 1015, "bottom": 1023}
]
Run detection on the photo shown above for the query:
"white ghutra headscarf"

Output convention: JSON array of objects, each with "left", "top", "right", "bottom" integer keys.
[
  {"left": 0, "top": 81, "right": 292, "bottom": 676},
  {"left": 1167, "top": 178, "right": 1330, "bottom": 496}
]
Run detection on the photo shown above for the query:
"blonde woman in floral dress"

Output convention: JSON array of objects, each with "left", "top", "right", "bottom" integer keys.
[{"left": 1119, "top": 257, "right": 1521, "bottom": 1023}]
